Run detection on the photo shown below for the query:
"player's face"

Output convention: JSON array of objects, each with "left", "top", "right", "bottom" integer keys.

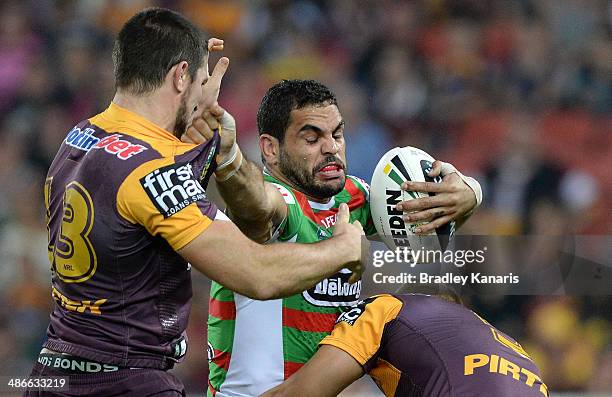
[
  {"left": 174, "top": 57, "right": 209, "bottom": 137},
  {"left": 278, "top": 104, "right": 347, "bottom": 200}
]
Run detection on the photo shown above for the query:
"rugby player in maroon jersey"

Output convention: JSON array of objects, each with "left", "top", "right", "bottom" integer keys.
[{"left": 262, "top": 293, "right": 549, "bottom": 397}]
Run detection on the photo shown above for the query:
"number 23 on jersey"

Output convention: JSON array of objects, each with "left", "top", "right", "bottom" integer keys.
[{"left": 45, "top": 177, "right": 97, "bottom": 283}]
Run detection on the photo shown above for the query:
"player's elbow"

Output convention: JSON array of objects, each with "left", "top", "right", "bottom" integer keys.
[
  {"left": 228, "top": 210, "right": 275, "bottom": 244},
  {"left": 240, "top": 286, "right": 276, "bottom": 301},
  {"left": 232, "top": 270, "right": 280, "bottom": 300},
  {"left": 243, "top": 282, "right": 280, "bottom": 301}
]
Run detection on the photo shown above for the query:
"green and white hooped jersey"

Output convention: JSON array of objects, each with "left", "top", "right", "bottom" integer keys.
[{"left": 207, "top": 173, "right": 376, "bottom": 397}]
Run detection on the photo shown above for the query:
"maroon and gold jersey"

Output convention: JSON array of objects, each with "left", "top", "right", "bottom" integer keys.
[
  {"left": 43, "top": 103, "right": 219, "bottom": 370},
  {"left": 321, "top": 294, "right": 549, "bottom": 397}
]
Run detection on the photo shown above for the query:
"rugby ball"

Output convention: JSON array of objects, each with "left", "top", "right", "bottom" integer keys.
[{"left": 370, "top": 146, "right": 454, "bottom": 255}]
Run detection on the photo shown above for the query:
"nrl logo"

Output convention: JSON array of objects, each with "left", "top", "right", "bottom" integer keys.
[{"left": 316, "top": 227, "right": 331, "bottom": 240}]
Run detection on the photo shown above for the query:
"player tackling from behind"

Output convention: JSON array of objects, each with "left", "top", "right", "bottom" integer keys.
[
  {"left": 262, "top": 293, "right": 549, "bottom": 397},
  {"left": 185, "top": 80, "right": 483, "bottom": 396},
  {"left": 26, "top": 9, "right": 365, "bottom": 397}
]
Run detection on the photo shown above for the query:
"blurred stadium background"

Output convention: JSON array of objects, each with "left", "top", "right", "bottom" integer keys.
[{"left": 0, "top": 0, "right": 609, "bottom": 395}]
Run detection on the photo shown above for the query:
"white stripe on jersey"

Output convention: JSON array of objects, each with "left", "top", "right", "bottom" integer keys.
[{"left": 217, "top": 295, "right": 284, "bottom": 397}]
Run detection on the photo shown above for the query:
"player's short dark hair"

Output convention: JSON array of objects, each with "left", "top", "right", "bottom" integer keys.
[
  {"left": 257, "top": 79, "right": 338, "bottom": 143},
  {"left": 112, "top": 7, "right": 208, "bottom": 94}
]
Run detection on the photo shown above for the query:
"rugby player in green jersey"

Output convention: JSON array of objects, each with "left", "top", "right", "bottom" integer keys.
[{"left": 183, "top": 79, "right": 482, "bottom": 396}]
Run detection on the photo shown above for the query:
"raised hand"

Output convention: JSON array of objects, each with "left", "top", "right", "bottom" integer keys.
[
  {"left": 208, "top": 37, "right": 224, "bottom": 52},
  {"left": 183, "top": 106, "right": 237, "bottom": 163},
  {"left": 332, "top": 203, "right": 367, "bottom": 284},
  {"left": 200, "top": 55, "right": 229, "bottom": 113},
  {"left": 182, "top": 37, "right": 236, "bottom": 160}
]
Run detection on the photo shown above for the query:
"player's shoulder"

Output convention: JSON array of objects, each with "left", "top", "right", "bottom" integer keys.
[
  {"left": 337, "top": 175, "right": 371, "bottom": 215},
  {"left": 88, "top": 103, "right": 204, "bottom": 160},
  {"left": 336, "top": 294, "right": 402, "bottom": 326},
  {"left": 267, "top": 181, "right": 297, "bottom": 205},
  {"left": 264, "top": 173, "right": 298, "bottom": 205},
  {"left": 86, "top": 107, "right": 217, "bottom": 181},
  {"left": 57, "top": 115, "right": 161, "bottom": 182},
  {"left": 391, "top": 293, "right": 473, "bottom": 326},
  {"left": 345, "top": 175, "right": 371, "bottom": 199},
  {"left": 364, "top": 294, "right": 403, "bottom": 312}
]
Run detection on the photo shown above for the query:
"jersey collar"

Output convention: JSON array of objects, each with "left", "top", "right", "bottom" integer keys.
[
  {"left": 264, "top": 167, "right": 337, "bottom": 210},
  {"left": 308, "top": 197, "right": 336, "bottom": 210},
  {"left": 102, "top": 102, "right": 180, "bottom": 142}
]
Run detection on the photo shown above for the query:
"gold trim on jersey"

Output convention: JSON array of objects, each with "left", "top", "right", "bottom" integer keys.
[
  {"left": 320, "top": 294, "right": 403, "bottom": 365},
  {"left": 117, "top": 157, "right": 212, "bottom": 251},
  {"left": 89, "top": 102, "right": 199, "bottom": 157},
  {"left": 369, "top": 358, "right": 402, "bottom": 397}
]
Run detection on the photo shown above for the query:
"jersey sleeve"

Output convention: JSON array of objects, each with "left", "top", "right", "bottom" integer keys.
[
  {"left": 267, "top": 181, "right": 303, "bottom": 241},
  {"left": 347, "top": 176, "right": 377, "bottom": 236},
  {"left": 117, "top": 158, "right": 215, "bottom": 251},
  {"left": 319, "top": 294, "right": 402, "bottom": 367}
]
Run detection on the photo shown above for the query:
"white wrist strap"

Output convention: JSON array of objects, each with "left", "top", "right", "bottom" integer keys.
[
  {"left": 217, "top": 143, "right": 239, "bottom": 170},
  {"left": 215, "top": 148, "right": 243, "bottom": 182}
]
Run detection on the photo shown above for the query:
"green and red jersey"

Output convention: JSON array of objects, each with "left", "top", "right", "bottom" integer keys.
[{"left": 207, "top": 173, "right": 375, "bottom": 397}]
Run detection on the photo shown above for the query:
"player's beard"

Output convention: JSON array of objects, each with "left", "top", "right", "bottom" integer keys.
[
  {"left": 278, "top": 147, "right": 347, "bottom": 200},
  {"left": 173, "top": 89, "right": 191, "bottom": 138}
]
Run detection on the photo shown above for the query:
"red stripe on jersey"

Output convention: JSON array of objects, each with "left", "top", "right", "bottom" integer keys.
[
  {"left": 293, "top": 190, "right": 319, "bottom": 224},
  {"left": 212, "top": 348, "right": 231, "bottom": 371},
  {"left": 291, "top": 179, "right": 366, "bottom": 228},
  {"left": 284, "top": 361, "right": 305, "bottom": 380},
  {"left": 209, "top": 298, "right": 236, "bottom": 320},
  {"left": 282, "top": 307, "right": 338, "bottom": 332},
  {"left": 345, "top": 178, "right": 366, "bottom": 211}
]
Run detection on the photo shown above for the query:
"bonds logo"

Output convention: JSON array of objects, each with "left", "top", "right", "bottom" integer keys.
[
  {"left": 303, "top": 270, "right": 361, "bottom": 307},
  {"left": 140, "top": 162, "right": 206, "bottom": 218},
  {"left": 171, "top": 335, "right": 188, "bottom": 359}
]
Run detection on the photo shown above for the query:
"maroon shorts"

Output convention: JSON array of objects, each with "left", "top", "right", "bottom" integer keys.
[{"left": 23, "top": 361, "right": 185, "bottom": 397}]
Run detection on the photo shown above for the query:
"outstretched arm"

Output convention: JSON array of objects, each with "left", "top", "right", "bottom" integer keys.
[
  {"left": 179, "top": 204, "right": 365, "bottom": 300},
  {"left": 218, "top": 155, "right": 288, "bottom": 243},
  {"left": 261, "top": 345, "right": 364, "bottom": 397}
]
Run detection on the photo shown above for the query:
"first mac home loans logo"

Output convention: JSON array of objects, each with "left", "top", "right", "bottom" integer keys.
[{"left": 140, "top": 162, "right": 206, "bottom": 218}]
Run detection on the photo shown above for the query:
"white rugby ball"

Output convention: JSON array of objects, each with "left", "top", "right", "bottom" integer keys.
[{"left": 370, "top": 146, "right": 455, "bottom": 255}]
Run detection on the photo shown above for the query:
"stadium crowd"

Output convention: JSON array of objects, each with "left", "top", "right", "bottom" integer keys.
[{"left": 0, "top": 0, "right": 609, "bottom": 394}]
